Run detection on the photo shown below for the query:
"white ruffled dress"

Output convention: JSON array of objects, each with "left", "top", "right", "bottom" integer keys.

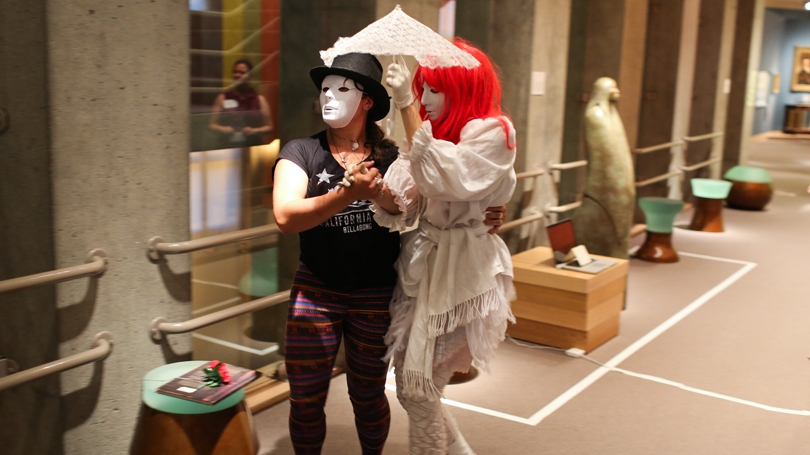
[{"left": 373, "top": 117, "right": 517, "bottom": 400}]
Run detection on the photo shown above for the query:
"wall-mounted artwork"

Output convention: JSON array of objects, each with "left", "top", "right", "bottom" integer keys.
[
  {"left": 755, "top": 70, "right": 770, "bottom": 107},
  {"left": 791, "top": 46, "right": 810, "bottom": 92}
]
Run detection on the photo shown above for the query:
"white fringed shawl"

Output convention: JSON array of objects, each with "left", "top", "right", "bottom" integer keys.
[{"left": 373, "top": 118, "right": 517, "bottom": 400}]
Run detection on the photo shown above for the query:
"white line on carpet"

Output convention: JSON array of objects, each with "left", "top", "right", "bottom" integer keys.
[{"left": 386, "top": 252, "right": 809, "bottom": 425}]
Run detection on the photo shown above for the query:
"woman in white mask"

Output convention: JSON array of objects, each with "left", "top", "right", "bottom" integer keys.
[
  {"left": 373, "top": 39, "right": 517, "bottom": 455},
  {"left": 273, "top": 51, "right": 506, "bottom": 455},
  {"left": 272, "top": 53, "right": 399, "bottom": 455}
]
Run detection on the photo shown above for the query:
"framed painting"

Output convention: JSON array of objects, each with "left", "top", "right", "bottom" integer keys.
[{"left": 790, "top": 46, "right": 810, "bottom": 92}]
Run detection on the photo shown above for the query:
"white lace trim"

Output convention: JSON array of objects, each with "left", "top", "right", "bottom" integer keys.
[{"left": 319, "top": 6, "right": 480, "bottom": 69}]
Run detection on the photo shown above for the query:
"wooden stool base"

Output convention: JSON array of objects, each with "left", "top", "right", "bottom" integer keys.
[
  {"left": 449, "top": 366, "right": 479, "bottom": 385},
  {"left": 689, "top": 197, "right": 724, "bottom": 232},
  {"left": 636, "top": 232, "right": 679, "bottom": 263},
  {"left": 726, "top": 181, "right": 773, "bottom": 211},
  {"left": 130, "top": 400, "right": 256, "bottom": 455}
]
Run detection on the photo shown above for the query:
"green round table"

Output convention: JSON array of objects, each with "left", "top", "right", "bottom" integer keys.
[{"left": 130, "top": 361, "right": 257, "bottom": 454}]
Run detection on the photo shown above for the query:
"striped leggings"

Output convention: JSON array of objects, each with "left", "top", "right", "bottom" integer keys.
[{"left": 285, "top": 264, "right": 393, "bottom": 455}]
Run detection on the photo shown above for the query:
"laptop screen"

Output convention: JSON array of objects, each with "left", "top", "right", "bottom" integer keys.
[{"left": 546, "top": 219, "right": 577, "bottom": 264}]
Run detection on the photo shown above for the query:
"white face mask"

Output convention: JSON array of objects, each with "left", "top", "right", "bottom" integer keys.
[
  {"left": 320, "top": 75, "right": 363, "bottom": 128},
  {"left": 421, "top": 82, "right": 446, "bottom": 122}
]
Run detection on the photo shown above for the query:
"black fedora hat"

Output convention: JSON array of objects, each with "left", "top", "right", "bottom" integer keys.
[{"left": 310, "top": 53, "right": 391, "bottom": 122}]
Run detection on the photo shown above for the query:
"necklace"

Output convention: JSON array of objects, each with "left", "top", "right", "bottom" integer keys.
[
  {"left": 329, "top": 128, "right": 360, "bottom": 152},
  {"left": 329, "top": 131, "right": 368, "bottom": 168}
]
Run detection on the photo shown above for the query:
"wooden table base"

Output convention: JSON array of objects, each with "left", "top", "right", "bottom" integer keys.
[
  {"left": 726, "top": 181, "right": 773, "bottom": 211},
  {"left": 448, "top": 366, "right": 479, "bottom": 385},
  {"left": 130, "top": 400, "right": 257, "bottom": 455},
  {"left": 636, "top": 232, "right": 679, "bottom": 263},
  {"left": 689, "top": 197, "right": 724, "bottom": 232}
]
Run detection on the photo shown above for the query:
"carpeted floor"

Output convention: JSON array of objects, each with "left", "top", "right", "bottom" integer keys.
[{"left": 252, "top": 137, "right": 810, "bottom": 454}]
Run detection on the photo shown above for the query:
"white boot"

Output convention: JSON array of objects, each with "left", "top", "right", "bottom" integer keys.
[{"left": 447, "top": 431, "right": 477, "bottom": 455}]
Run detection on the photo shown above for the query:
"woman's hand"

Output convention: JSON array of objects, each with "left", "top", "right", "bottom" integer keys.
[
  {"left": 484, "top": 205, "right": 507, "bottom": 234},
  {"left": 385, "top": 62, "right": 415, "bottom": 110},
  {"left": 341, "top": 161, "right": 383, "bottom": 201}
]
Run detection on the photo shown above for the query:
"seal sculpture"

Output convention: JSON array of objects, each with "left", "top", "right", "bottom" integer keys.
[{"left": 572, "top": 77, "right": 636, "bottom": 259}]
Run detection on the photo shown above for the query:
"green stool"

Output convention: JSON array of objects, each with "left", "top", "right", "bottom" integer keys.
[
  {"left": 240, "top": 247, "right": 284, "bottom": 350},
  {"left": 689, "top": 178, "right": 732, "bottom": 232},
  {"left": 130, "top": 361, "right": 257, "bottom": 455},
  {"left": 723, "top": 165, "right": 773, "bottom": 210},
  {"left": 637, "top": 197, "right": 685, "bottom": 263}
]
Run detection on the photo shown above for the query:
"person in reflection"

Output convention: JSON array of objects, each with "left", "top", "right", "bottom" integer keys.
[
  {"left": 373, "top": 39, "right": 517, "bottom": 455},
  {"left": 209, "top": 58, "right": 273, "bottom": 147},
  {"left": 798, "top": 56, "right": 810, "bottom": 85},
  {"left": 272, "top": 52, "right": 506, "bottom": 455}
]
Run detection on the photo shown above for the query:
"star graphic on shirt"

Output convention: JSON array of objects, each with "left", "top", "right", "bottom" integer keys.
[{"left": 316, "top": 168, "right": 333, "bottom": 184}]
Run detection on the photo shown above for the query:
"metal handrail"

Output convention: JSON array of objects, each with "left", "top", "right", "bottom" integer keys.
[
  {"left": 150, "top": 290, "right": 289, "bottom": 342},
  {"left": 0, "top": 332, "right": 113, "bottom": 393},
  {"left": 0, "top": 249, "right": 108, "bottom": 295},
  {"left": 549, "top": 160, "right": 588, "bottom": 171},
  {"left": 546, "top": 201, "right": 582, "bottom": 213},
  {"left": 499, "top": 213, "right": 544, "bottom": 233},
  {"left": 515, "top": 169, "right": 546, "bottom": 180},
  {"left": 635, "top": 170, "right": 684, "bottom": 188},
  {"left": 634, "top": 141, "right": 685, "bottom": 154},
  {"left": 680, "top": 157, "right": 722, "bottom": 172},
  {"left": 683, "top": 131, "right": 723, "bottom": 142},
  {"left": 148, "top": 224, "right": 281, "bottom": 261}
]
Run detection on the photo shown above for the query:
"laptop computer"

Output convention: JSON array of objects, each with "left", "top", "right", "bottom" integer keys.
[{"left": 546, "top": 219, "right": 617, "bottom": 274}]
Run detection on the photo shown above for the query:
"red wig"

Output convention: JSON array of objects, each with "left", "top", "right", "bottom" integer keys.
[{"left": 412, "top": 38, "right": 515, "bottom": 149}]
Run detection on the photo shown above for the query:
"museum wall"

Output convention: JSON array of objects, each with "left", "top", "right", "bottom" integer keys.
[{"left": 755, "top": 8, "right": 810, "bottom": 133}]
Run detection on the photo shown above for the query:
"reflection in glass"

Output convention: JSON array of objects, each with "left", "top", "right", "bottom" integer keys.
[{"left": 188, "top": 0, "right": 284, "bottom": 376}]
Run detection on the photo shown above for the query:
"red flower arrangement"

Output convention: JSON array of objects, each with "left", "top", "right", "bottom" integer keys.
[{"left": 202, "top": 360, "right": 232, "bottom": 387}]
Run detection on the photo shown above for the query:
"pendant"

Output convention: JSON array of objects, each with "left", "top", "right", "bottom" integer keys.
[{"left": 351, "top": 141, "right": 359, "bottom": 151}]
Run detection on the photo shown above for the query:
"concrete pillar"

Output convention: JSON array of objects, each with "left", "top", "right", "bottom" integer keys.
[
  {"left": 457, "top": 0, "right": 571, "bottom": 250},
  {"left": 636, "top": 0, "right": 701, "bottom": 202},
  {"left": 684, "top": 0, "right": 738, "bottom": 194},
  {"left": 618, "top": 0, "right": 650, "bottom": 151},
  {"left": 724, "top": 0, "right": 766, "bottom": 170},
  {"left": 560, "top": 0, "right": 648, "bottom": 208},
  {"left": 2, "top": 1, "right": 192, "bottom": 454},
  {"left": 0, "top": 1, "right": 61, "bottom": 453},
  {"left": 522, "top": 0, "right": 573, "bottom": 246}
]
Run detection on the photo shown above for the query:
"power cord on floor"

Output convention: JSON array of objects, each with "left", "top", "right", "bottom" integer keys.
[{"left": 506, "top": 336, "right": 566, "bottom": 353}]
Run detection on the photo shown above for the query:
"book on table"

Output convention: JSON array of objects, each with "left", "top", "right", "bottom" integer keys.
[{"left": 156, "top": 362, "right": 261, "bottom": 405}]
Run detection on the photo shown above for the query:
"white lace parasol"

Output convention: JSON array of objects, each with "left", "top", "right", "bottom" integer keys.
[{"left": 319, "top": 5, "right": 480, "bottom": 69}]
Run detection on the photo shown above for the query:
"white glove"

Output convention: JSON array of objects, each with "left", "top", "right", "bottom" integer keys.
[{"left": 385, "top": 62, "right": 415, "bottom": 110}]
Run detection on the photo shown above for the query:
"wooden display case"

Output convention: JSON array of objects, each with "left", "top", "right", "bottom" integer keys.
[{"left": 507, "top": 247, "right": 628, "bottom": 353}]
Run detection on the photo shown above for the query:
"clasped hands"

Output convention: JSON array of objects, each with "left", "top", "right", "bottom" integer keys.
[{"left": 338, "top": 161, "right": 386, "bottom": 200}]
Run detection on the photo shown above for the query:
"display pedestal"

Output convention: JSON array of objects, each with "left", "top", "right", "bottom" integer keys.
[
  {"left": 130, "top": 361, "right": 257, "bottom": 455},
  {"left": 507, "top": 247, "right": 628, "bottom": 353}
]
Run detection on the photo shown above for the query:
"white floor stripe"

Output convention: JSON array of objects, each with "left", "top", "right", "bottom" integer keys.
[
  {"left": 525, "top": 255, "right": 758, "bottom": 425},
  {"left": 192, "top": 333, "right": 279, "bottom": 356},
  {"left": 611, "top": 367, "right": 810, "bottom": 416},
  {"left": 384, "top": 254, "right": 809, "bottom": 423},
  {"left": 678, "top": 251, "right": 758, "bottom": 266},
  {"left": 384, "top": 384, "right": 532, "bottom": 424}
]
